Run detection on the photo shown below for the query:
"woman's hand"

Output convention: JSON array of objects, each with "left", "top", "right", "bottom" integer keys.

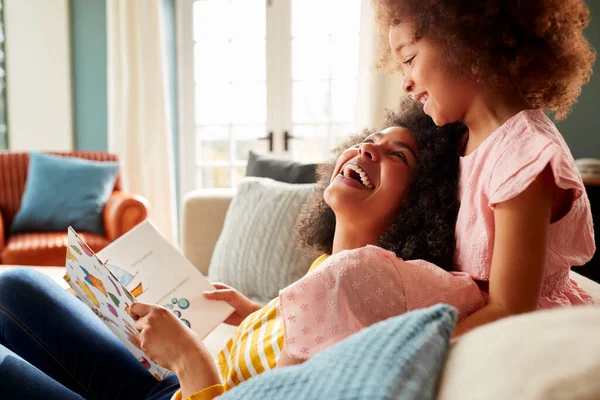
[
  {"left": 130, "top": 302, "right": 204, "bottom": 370},
  {"left": 203, "top": 283, "right": 262, "bottom": 326},
  {"left": 130, "top": 302, "right": 221, "bottom": 397}
]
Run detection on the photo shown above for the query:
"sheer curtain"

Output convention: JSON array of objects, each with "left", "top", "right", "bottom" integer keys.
[
  {"left": 106, "top": 0, "right": 177, "bottom": 243},
  {"left": 356, "top": 0, "right": 405, "bottom": 131}
]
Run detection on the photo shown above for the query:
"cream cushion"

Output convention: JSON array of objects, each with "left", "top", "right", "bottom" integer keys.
[{"left": 437, "top": 305, "right": 600, "bottom": 400}]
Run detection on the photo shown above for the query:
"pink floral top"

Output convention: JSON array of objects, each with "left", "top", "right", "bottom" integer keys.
[
  {"left": 279, "top": 246, "right": 485, "bottom": 360},
  {"left": 455, "top": 109, "right": 595, "bottom": 308}
]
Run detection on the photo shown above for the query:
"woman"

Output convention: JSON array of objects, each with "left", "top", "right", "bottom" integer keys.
[{"left": 0, "top": 101, "right": 469, "bottom": 400}]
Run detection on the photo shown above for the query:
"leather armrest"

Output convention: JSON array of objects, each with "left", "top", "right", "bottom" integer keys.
[
  {"left": 0, "top": 210, "right": 4, "bottom": 254},
  {"left": 103, "top": 191, "right": 149, "bottom": 241}
]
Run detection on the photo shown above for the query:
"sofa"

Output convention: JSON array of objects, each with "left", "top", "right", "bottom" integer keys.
[
  {"left": 0, "top": 151, "right": 149, "bottom": 266},
  {"left": 181, "top": 188, "right": 600, "bottom": 399}
]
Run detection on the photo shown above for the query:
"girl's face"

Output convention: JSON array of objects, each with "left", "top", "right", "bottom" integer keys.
[
  {"left": 388, "top": 23, "right": 477, "bottom": 126},
  {"left": 325, "top": 127, "right": 418, "bottom": 233}
]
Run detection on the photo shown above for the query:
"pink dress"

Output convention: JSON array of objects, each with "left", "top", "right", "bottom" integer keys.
[
  {"left": 455, "top": 109, "right": 595, "bottom": 308},
  {"left": 279, "top": 246, "right": 485, "bottom": 360}
]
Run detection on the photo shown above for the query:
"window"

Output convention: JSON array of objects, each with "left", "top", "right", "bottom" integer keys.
[{"left": 177, "top": 0, "right": 362, "bottom": 191}]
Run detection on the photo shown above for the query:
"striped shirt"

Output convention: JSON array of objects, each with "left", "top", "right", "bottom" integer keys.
[
  {"left": 216, "top": 254, "right": 328, "bottom": 390},
  {"left": 174, "top": 255, "right": 328, "bottom": 400}
]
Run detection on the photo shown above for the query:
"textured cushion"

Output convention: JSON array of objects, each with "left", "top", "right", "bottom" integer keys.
[
  {"left": 437, "top": 306, "right": 600, "bottom": 400},
  {"left": 246, "top": 151, "right": 318, "bottom": 184},
  {"left": 220, "top": 304, "right": 457, "bottom": 400},
  {"left": 208, "top": 177, "right": 319, "bottom": 300},
  {"left": 11, "top": 153, "right": 119, "bottom": 235}
]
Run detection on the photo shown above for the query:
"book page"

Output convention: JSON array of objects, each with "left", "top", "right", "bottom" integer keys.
[
  {"left": 97, "top": 220, "right": 234, "bottom": 340},
  {"left": 65, "top": 228, "right": 170, "bottom": 380}
]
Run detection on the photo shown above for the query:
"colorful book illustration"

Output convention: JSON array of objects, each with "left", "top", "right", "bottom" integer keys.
[{"left": 64, "top": 221, "right": 234, "bottom": 381}]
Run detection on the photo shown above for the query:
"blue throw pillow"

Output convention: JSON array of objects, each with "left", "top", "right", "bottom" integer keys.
[
  {"left": 11, "top": 153, "right": 119, "bottom": 236},
  {"left": 220, "top": 304, "right": 457, "bottom": 400}
]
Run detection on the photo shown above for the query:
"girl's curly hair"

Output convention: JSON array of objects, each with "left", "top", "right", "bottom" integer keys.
[
  {"left": 373, "top": 0, "right": 596, "bottom": 120},
  {"left": 295, "top": 99, "right": 466, "bottom": 271}
]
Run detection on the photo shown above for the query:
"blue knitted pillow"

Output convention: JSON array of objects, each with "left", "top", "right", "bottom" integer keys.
[{"left": 220, "top": 304, "right": 457, "bottom": 400}]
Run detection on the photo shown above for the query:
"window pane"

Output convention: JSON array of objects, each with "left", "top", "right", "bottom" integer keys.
[
  {"left": 229, "top": 0, "right": 265, "bottom": 38},
  {"left": 232, "top": 125, "right": 267, "bottom": 160},
  {"left": 196, "top": 125, "right": 229, "bottom": 141},
  {"left": 197, "top": 167, "right": 231, "bottom": 189},
  {"left": 230, "top": 38, "right": 266, "bottom": 82},
  {"left": 292, "top": 81, "right": 329, "bottom": 123},
  {"left": 234, "top": 140, "right": 267, "bottom": 161},
  {"left": 195, "top": 82, "right": 231, "bottom": 124},
  {"left": 291, "top": 0, "right": 330, "bottom": 38},
  {"left": 194, "top": 40, "right": 229, "bottom": 83},
  {"left": 290, "top": 137, "right": 331, "bottom": 163},
  {"left": 330, "top": 0, "right": 361, "bottom": 34},
  {"left": 292, "top": 37, "right": 329, "bottom": 81},
  {"left": 193, "top": 1, "right": 229, "bottom": 41},
  {"left": 292, "top": 124, "right": 328, "bottom": 139},
  {"left": 232, "top": 166, "right": 247, "bottom": 187},
  {"left": 330, "top": 35, "right": 360, "bottom": 79},
  {"left": 331, "top": 79, "right": 357, "bottom": 123},
  {"left": 229, "top": 82, "right": 267, "bottom": 124},
  {"left": 197, "top": 140, "right": 230, "bottom": 164},
  {"left": 330, "top": 123, "right": 357, "bottom": 140}
]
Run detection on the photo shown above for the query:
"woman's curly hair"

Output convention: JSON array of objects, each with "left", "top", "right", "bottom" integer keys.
[
  {"left": 295, "top": 99, "right": 466, "bottom": 271},
  {"left": 373, "top": 0, "right": 596, "bottom": 120}
]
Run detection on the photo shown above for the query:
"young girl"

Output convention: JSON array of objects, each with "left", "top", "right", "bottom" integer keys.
[
  {"left": 372, "top": 0, "right": 596, "bottom": 337},
  {"left": 0, "top": 103, "right": 479, "bottom": 400}
]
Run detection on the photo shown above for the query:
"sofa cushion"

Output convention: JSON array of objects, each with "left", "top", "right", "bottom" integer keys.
[
  {"left": 208, "top": 177, "right": 319, "bottom": 301},
  {"left": 220, "top": 304, "right": 457, "bottom": 400},
  {"left": 246, "top": 151, "right": 318, "bottom": 184},
  {"left": 437, "top": 306, "right": 600, "bottom": 400},
  {"left": 11, "top": 153, "right": 119, "bottom": 236},
  {"left": 1, "top": 232, "right": 109, "bottom": 267}
]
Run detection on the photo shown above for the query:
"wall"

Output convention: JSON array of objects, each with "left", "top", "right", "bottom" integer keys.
[
  {"left": 5, "top": 0, "right": 73, "bottom": 151},
  {"left": 556, "top": 1, "right": 600, "bottom": 159},
  {"left": 71, "top": 0, "right": 107, "bottom": 151}
]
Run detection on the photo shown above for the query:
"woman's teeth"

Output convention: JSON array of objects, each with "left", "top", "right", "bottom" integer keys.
[
  {"left": 342, "top": 164, "right": 374, "bottom": 189},
  {"left": 420, "top": 93, "right": 428, "bottom": 105}
]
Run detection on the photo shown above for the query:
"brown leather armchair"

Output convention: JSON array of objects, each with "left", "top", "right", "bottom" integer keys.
[{"left": 0, "top": 151, "right": 149, "bottom": 266}]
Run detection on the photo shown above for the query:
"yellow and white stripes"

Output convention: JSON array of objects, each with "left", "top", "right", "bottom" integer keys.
[
  {"left": 217, "top": 296, "right": 284, "bottom": 390},
  {"left": 216, "top": 254, "right": 328, "bottom": 391}
]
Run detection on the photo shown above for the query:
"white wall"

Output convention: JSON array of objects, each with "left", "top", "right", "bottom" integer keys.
[{"left": 5, "top": 0, "right": 73, "bottom": 151}]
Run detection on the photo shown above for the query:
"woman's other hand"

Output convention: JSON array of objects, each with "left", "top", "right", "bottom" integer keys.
[{"left": 203, "top": 283, "right": 262, "bottom": 326}]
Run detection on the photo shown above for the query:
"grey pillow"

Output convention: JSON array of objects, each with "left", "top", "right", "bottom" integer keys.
[
  {"left": 208, "top": 177, "right": 320, "bottom": 301},
  {"left": 246, "top": 151, "right": 317, "bottom": 184}
]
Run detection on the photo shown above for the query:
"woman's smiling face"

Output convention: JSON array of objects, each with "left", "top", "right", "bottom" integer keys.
[{"left": 324, "top": 126, "right": 418, "bottom": 233}]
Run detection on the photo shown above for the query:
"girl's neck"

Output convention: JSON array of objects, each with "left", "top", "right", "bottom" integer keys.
[
  {"left": 330, "top": 217, "right": 383, "bottom": 255},
  {"left": 462, "top": 88, "right": 534, "bottom": 155}
]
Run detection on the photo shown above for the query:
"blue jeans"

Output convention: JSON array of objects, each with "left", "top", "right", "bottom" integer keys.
[{"left": 0, "top": 268, "right": 180, "bottom": 399}]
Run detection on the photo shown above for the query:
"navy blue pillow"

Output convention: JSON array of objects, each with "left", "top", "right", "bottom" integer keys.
[
  {"left": 220, "top": 304, "right": 457, "bottom": 400},
  {"left": 11, "top": 153, "right": 119, "bottom": 236}
]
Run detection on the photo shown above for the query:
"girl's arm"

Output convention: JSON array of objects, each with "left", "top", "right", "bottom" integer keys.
[{"left": 452, "top": 166, "right": 555, "bottom": 337}]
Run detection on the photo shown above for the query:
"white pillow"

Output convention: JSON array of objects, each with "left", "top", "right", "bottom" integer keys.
[
  {"left": 437, "top": 306, "right": 600, "bottom": 400},
  {"left": 208, "top": 177, "right": 320, "bottom": 301}
]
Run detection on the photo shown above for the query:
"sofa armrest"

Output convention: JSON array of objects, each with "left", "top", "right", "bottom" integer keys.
[
  {"left": 180, "top": 189, "right": 234, "bottom": 276},
  {"left": 103, "top": 191, "right": 149, "bottom": 241},
  {"left": 0, "top": 209, "right": 4, "bottom": 254}
]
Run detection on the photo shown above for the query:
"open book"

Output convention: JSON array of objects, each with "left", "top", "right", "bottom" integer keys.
[{"left": 63, "top": 220, "right": 234, "bottom": 380}]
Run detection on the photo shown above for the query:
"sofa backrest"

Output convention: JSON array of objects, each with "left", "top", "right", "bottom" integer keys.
[{"left": 0, "top": 151, "right": 122, "bottom": 229}]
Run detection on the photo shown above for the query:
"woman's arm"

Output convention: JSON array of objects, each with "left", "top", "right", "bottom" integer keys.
[
  {"left": 452, "top": 167, "right": 554, "bottom": 337},
  {"left": 130, "top": 302, "right": 222, "bottom": 398}
]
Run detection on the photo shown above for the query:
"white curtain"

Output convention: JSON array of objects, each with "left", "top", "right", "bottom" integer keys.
[
  {"left": 356, "top": 0, "right": 405, "bottom": 131},
  {"left": 106, "top": 0, "right": 177, "bottom": 243}
]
